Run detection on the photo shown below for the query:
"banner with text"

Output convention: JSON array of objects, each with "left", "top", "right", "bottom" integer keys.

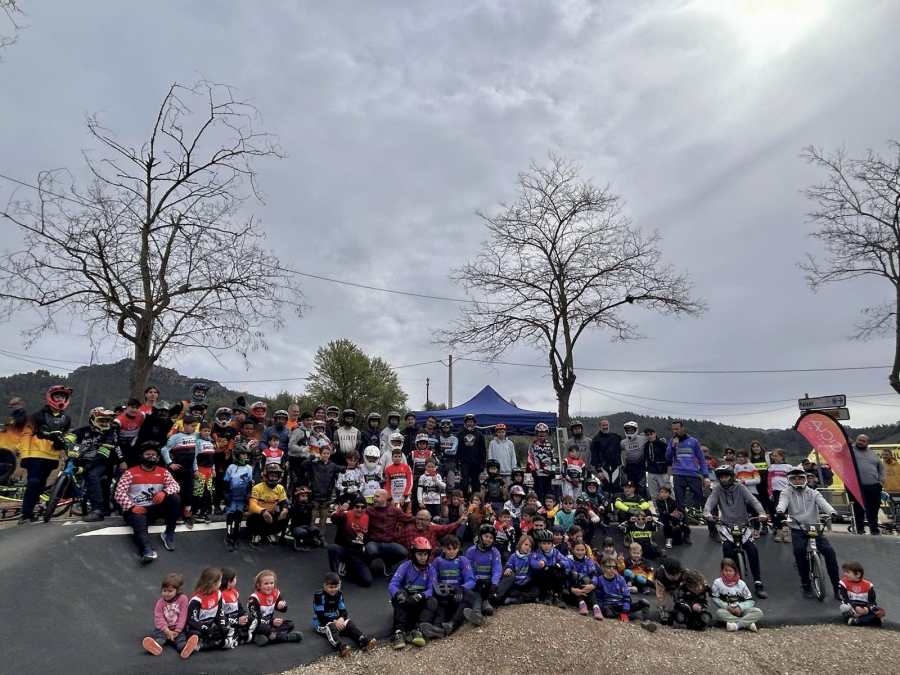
[{"left": 795, "top": 411, "right": 862, "bottom": 504}]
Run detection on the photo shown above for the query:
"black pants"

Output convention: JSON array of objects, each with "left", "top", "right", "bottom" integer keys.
[
  {"left": 420, "top": 591, "right": 478, "bottom": 628},
  {"left": 327, "top": 545, "right": 373, "bottom": 587},
  {"left": 601, "top": 598, "right": 649, "bottom": 620},
  {"left": 624, "top": 463, "right": 647, "bottom": 494},
  {"left": 188, "top": 622, "right": 232, "bottom": 650},
  {"left": 293, "top": 525, "right": 322, "bottom": 546},
  {"left": 722, "top": 539, "right": 762, "bottom": 583},
  {"left": 246, "top": 512, "right": 289, "bottom": 539},
  {"left": 460, "top": 464, "right": 481, "bottom": 498},
  {"left": 849, "top": 483, "right": 883, "bottom": 534},
  {"left": 83, "top": 457, "right": 108, "bottom": 513},
  {"left": 673, "top": 602, "right": 712, "bottom": 630},
  {"left": 659, "top": 513, "right": 690, "bottom": 544},
  {"left": 789, "top": 528, "right": 840, "bottom": 592},
  {"left": 391, "top": 595, "right": 434, "bottom": 632},
  {"left": 532, "top": 565, "right": 567, "bottom": 599},
  {"left": 533, "top": 475, "right": 553, "bottom": 502},
  {"left": 125, "top": 494, "right": 180, "bottom": 554},
  {"left": 21, "top": 457, "right": 58, "bottom": 519},
  {"left": 169, "top": 464, "right": 194, "bottom": 516},
  {"left": 673, "top": 475, "right": 703, "bottom": 508},
  {"left": 494, "top": 576, "right": 538, "bottom": 604},
  {"left": 316, "top": 619, "right": 366, "bottom": 650}
]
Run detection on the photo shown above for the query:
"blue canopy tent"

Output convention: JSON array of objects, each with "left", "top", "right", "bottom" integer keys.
[{"left": 414, "top": 385, "right": 558, "bottom": 435}]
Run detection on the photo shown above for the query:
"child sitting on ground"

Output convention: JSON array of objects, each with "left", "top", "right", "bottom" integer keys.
[
  {"left": 674, "top": 569, "right": 712, "bottom": 631},
  {"left": 554, "top": 495, "right": 577, "bottom": 531},
  {"left": 313, "top": 572, "right": 376, "bottom": 656},
  {"left": 289, "top": 485, "right": 322, "bottom": 551},
  {"left": 495, "top": 534, "right": 538, "bottom": 606},
  {"left": 142, "top": 573, "right": 189, "bottom": 657},
  {"left": 417, "top": 458, "right": 447, "bottom": 520},
  {"left": 839, "top": 561, "right": 887, "bottom": 627},
  {"left": 184, "top": 567, "right": 237, "bottom": 658},
  {"left": 623, "top": 542, "right": 655, "bottom": 595},
  {"left": 566, "top": 541, "right": 602, "bottom": 620},
  {"left": 654, "top": 556, "right": 684, "bottom": 625},
  {"left": 530, "top": 529, "right": 571, "bottom": 607},
  {"left": 220, "top": 567, "right": 250, "bottom": 644},
  {"left": 493, "top": 509, "right": 519, "bottom": 562},
  {"left": 597, "top": 537, "right": 625, "bottom": 573},
  {"left": 595, "top": 556, "right": 653, "bottom": 628},
  {"left": 248, "top": 569, "right": 303, "bottom": 646},
  {"left": 623, "top": 509, "right": 659, "bottom": 559},
  {"left": 710, "top": 558, "right": 763, "bottom": 632}
]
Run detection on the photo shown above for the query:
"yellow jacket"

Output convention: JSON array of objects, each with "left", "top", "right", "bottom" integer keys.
[{"left": 883, "top": 460, "right": 900, "bottom": 493}]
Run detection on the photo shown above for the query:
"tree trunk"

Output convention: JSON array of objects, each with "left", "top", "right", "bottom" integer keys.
[
  {"left": 892, "top": 284, "right": 900, "bottom": 395},
  {"left": 130, "top": 340, "right": 155, "bottom": 400},
  {"left": 556, "top": 376, "right": 575, "bottom": 429}
]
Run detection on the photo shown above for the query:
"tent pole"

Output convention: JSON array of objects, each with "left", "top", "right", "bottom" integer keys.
[{"left": 448, "top": 354, "right": 453, "bottom": 408}]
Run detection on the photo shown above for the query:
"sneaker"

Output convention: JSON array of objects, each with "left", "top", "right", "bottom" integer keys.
[
  {"left": 181, "top": 634, "right": 199, "bottom": 659},
  {"left": 362, "top": 636, "right": 377, "bottom": 651},
  {"left": 640, "top": 620, "right": 658, "bottom": 632},
  {"left": 578, "top": 600, "right": 589, "bottom": 616},
  {"left": 726, "top": 622, "right": 739, "bottom": 632},
  {"left": 338, "top": 643, "right": 351, "bottom": 658},
  {"left": 847, "top": 617, "right": 858, "bottom": 626},
  {"left": 641, "top": 586, "right": 654, "bottom": 595},
  {"left": 754, "top": 581, "right": 768, "bottom": 599},
  {"left": 481, "top": 599, "right": 494, "bottom": 616},
  {"left": 253, "top": 633, "right": 270, "bottom": 646},
  {"left": 140, "top": 548, "right": 158, "bottom": 565},
  {"left": 748, "top": 622, "right": 759, "bottom": 633},
  {"left": 383, "top": 563, "right": 397, "bottom": 579},
  {"left": 391, "top": 630, "right": 406, "bottom": 650},
  {"left": 250, "top": 535, "right": 262, "bottom": 549},
  {"left": 83, "top": 510, "right": 105, "bottom": 523},
  {"left": 408, "top": 630, "right": 426, "bottom": 648},
  {"left": 441, "top": 621, "right": 455, "bottom": 636},
  {"left": 419, "top": 622, "right": 445, "bottom": 640},
  {"left": 184, "top": 515, "right": 194, "bottom": 529},
  {"left": 665, "top": 538, "right": 673, "bottom": 549},
  {"left": 160, "top": 532, "right": 175, "bottom": 552},
  {"left": 463, "top": 608, "right": 484, "bottom": 626},
  {"left": 555, "top": 595, "right": 567, "bottom": 609},
  {"left": 142, "top": 637, "right": 163, "bottom": 656},
  {"left": 337, "top": 561, "right": 347, "bottom": 578},
  {"left": 226, "top": 536, "right": 237, "bottom": 552},
  {"left": 593, "top": 605, "right": 603, "bottom": 621},
  {"left": 193, "top": 514, "right": 209, "bottom": 524},
  {"left": 285, "top": 631, "right": 303, "bottom": 643},
  {"left": 224, "top": 637, "right": 238, "bottom": 649}
]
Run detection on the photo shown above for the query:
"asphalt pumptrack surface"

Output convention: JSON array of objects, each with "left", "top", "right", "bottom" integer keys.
[{"left": 1, "top": 520, "right": 897, "bottom": 675}]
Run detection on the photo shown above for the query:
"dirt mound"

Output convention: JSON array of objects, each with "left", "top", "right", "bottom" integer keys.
[{"left": 281, "top": 605, "right": 900, "bottom": 675}]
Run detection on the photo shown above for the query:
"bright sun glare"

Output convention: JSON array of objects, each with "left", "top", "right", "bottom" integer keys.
[{"left": 699, "top": 0, "right": 828, "bottom": 63}]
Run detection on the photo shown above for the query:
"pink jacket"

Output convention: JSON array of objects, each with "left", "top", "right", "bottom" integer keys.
[{"left": 154, "top": 594, "right": 189, "bottom": 632}]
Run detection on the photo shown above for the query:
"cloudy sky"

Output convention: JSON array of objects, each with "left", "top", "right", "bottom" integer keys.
[{"left": 2, "top": 0, "right": 899, "bottom": 429}]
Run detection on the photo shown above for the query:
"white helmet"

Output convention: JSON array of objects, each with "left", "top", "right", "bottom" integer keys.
[
  {"left": 389, "top": 431, "right": 404, "bottom": 447},
  {"left": 535, "top": 422, "right": 549, "bottom": 434},
  {"left": 363, "top": 445, "right": 381, "bottom": 464},
  {"left": 415, "top": 433, "right": 429, "bottom": 445},
  {"left": 624, "top": 420, "right": 638, "bottom": 438}
]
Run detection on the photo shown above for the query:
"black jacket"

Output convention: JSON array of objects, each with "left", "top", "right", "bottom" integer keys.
[
  {"left": 457, "top": 429, "right": 487, "bottom": 468},
  {"left": 644, "top": 438, "right": 669, "bottom": 474},
  {"left": 590, "top": 431, "right": 622, "bottom": 470}
]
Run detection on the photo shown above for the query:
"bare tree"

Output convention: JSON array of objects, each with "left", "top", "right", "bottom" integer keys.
[
  {"left": 446, "top": 155, "right": 704, "bottom": 425},
  {"left": 802, "top": 142, "right": 900, "bottom": 394},
  {"left": 0, "top": 81, "right": 302, "bottom": 397},
  {"left": 1, "top": 0, "right": 22, "bottom": 54}
]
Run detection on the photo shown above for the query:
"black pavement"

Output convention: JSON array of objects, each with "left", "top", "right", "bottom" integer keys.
[{"left": 0, "top": 521, "right": 897, "bottom": 675}]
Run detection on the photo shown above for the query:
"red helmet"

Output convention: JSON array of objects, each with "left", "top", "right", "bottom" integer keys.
[
  {"left": 46, "top": 385, "right": 73, "bottom": 412},
  {"left": 411, "top": 536, "right": 432, "bottom": 552},
  {"left": 495, "top": 423, "right": 507, "bottom": 431}
]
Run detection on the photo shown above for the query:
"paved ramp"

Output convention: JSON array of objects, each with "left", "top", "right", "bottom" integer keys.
[{"left": 0, "top": 522, "right": 896, "bottom": 675}]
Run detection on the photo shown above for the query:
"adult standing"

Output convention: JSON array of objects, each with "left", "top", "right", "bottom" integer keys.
[
  {"left": 134, "top": 400, "right": 174, "bottom": 464},
  {"left": 18, "top": 385, "right": 73, "bottom": 524},
  {"left": 457, "top": 414, "right": 487, "bottom": 498},
  {"left": 665, "top": 420, "right": 709, "bottom": 509},
  {"left": 589, "top": 419, "right": 621, "bottom": 485},
  {"left": 0, "top": 397, "right": 28, "bottom": 484},
  {"left": 848, "top": 434, "right": 885, "bottom": 535},
  {"left": 565, "top": 420, "right": 591, "bottom": 466},
  {"left": 139, "top": 386, "right": 160, "bottom": 415},
  {"left": 643, "top": 427, "right": 670, "bottom": 498},
  {"left": 400, "top": 412, "right": 418, "bottom": 459},
  {"left": 286, "top": 404, "right": 301, "bottom": 431},
  {"left": 620, "top": 421, "right": 647, "bottom": 492}
]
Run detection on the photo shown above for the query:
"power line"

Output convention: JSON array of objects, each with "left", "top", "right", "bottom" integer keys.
[
  {"left": 0, "top": 347, "right": 93, "bottom": 366},
  {"left": 215, "top": 360, "right": 444, "bottom": 384},
  {"left": 457, "top": 356, "right": 890, "bottom": 375}
]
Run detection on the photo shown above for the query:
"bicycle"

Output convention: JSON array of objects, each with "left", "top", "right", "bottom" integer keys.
[
  {"left": 785, "top": 515, "right": 831, "bottom": 602},
  {"left": 42, "top": 448, "right": 88, "bottom": 523},
  {"left": 0, "top": 483, "right": 79, "bottom": 522},
  {"left": 708, "top": 515, "right": 765, "bottom": 585}
]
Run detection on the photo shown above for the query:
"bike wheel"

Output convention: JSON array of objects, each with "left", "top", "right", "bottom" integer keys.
[
  {"left": 0, "top": 448, "right": 16, "bottom": 485},
  {"left": 809, "top": 552, "right": 826, "bottom": 601},
  {"left": 43, "top": 475, "right": 71, "bottom": 523},
  {"left": 737, "top": 549, "right": 750, "bottom": 583},
  {"left": 0, "top": 502, "right": 22, "bottom": 521}
]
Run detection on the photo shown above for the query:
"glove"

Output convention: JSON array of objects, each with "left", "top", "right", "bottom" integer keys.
[
  {"left": 131, "top": 505, "right": 147, "bottom": 515},
  {"left": 394, "top": 591, "right": 408, "bottom": 605},
  {"left": 152, "top": 491, "right": 166, "bottom": 505},
  {"left": 454, "top": 587, "right": 464, "bottom": 603},
  {"left": 410, "top": 593, "right": 424, "bottom": 604},
  {"left": 619, "top": 613, "right": 629, "bottom": 623}
]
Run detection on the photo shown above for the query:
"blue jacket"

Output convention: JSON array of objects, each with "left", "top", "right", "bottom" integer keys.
[
  {"left": 504, "top": 551, "right": 532, "bottom": 586},
  {"left": 595, "top": 573, "right": 631, "bottom": 611},
  {"left": 260, "top": 424, "right": 290, "bottom": 451},
  {"left": 223, "top": 464, "right": 253, "bottom": 505},
  {"left": 529, "top": 547, "right": 571, "bottom": 571},
  {"left": 666, "top": 435, "right": 708, "bottom": 478},
  {"left": 388, "top": 560, "right": 433, "bottom": 598},
  {"left": 568, "top": 555, "right": 599, "bottom": 583},
  {"left": 430, "top": 554, "right": 476, "bottom": 590},
  {"left": 465, "top": 545, "right": 502, "bottom": 585}
]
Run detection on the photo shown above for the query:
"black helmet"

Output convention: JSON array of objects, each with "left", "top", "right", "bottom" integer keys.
[
  {"left": 463, "top": 413, "right": 476, "bottom": 422},
  {"left": 190, "top": 382, "right": 210, "bottom": 404},
  {"left": 479, "top": 524, "right": 496, "bottom": 539},
  {"left": 486, "top": 458, "right": 500, "bottom": 472},
  {"left": 367, "top": 412, "right": 381, "bottom": 426},
  {"left": 439, "top": 418, "right": 452, "bottom": 429},
  {"left": 325, "top": 405, "right": 340, "bottom": 418},
  {"left": 342, "top": 408, "right": 356, "bottom": 420},
  {"left": 511, "top": 466, "right": 525, "bottom": 478},
  {"left": 534, "top": 529, "right": 553, "bottom": 543},
  {"left": 265, "top": 463, "right": 284, "bottom": 476},
  {"left": 714, "top": 465, "right": 735, "bottom": 480}
]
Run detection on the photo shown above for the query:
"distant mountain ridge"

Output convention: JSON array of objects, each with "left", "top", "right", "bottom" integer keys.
[{"left": 0, "top": 362, "right": 897, "bottom": 462}]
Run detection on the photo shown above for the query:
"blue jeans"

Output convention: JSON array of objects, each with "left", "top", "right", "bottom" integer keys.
[{"left": 365, "top": 541, "right": 407, "bottom": 571}]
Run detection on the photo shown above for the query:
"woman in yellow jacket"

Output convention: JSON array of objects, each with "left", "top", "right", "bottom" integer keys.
[
  {"left": 18, "top": 386, "right": 73, "bottom": 523},
  {"left": 0, "top": 397, "right": 29, "bottom": 483}
]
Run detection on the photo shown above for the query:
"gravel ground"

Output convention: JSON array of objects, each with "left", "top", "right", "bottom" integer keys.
[{"left": 279, "top": 605, "right": 900, "bottom": 675}]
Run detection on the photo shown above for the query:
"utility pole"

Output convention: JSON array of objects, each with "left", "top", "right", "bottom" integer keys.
[
  {"left": 77, "top": 348, "right": 96, "bottom": 426},
  {"left": 448, "top": 354, "right": 453, "bottom": 408},
  {"left": 426, "top": 378, "right": 430, "bottom": 407}
]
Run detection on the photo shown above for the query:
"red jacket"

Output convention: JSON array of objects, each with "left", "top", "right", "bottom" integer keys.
[
  {"left": 365, "top": 504, "right": 413, "bottom": 543},
  {"left": 398, "top": 520, "right": 458, "bottom": 550}
]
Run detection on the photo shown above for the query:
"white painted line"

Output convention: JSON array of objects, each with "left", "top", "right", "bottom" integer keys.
[{"left": 76, "top": 522, "right": 227, "bottom": 537}]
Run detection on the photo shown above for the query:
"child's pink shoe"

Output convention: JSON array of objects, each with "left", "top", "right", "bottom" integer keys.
[
  {"left": 142, "top": 637, "right": 163, "bottom": 656},
  {"left": 181, "top": 634, "right": 199, "bottom": 660},
  {"left": 578, "top": 600, "right": 588, "bottom": 616}
]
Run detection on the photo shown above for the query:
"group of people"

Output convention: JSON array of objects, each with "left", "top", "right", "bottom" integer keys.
[{"left": 1, "top": 384, "right": 892, "bottom": 655}]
